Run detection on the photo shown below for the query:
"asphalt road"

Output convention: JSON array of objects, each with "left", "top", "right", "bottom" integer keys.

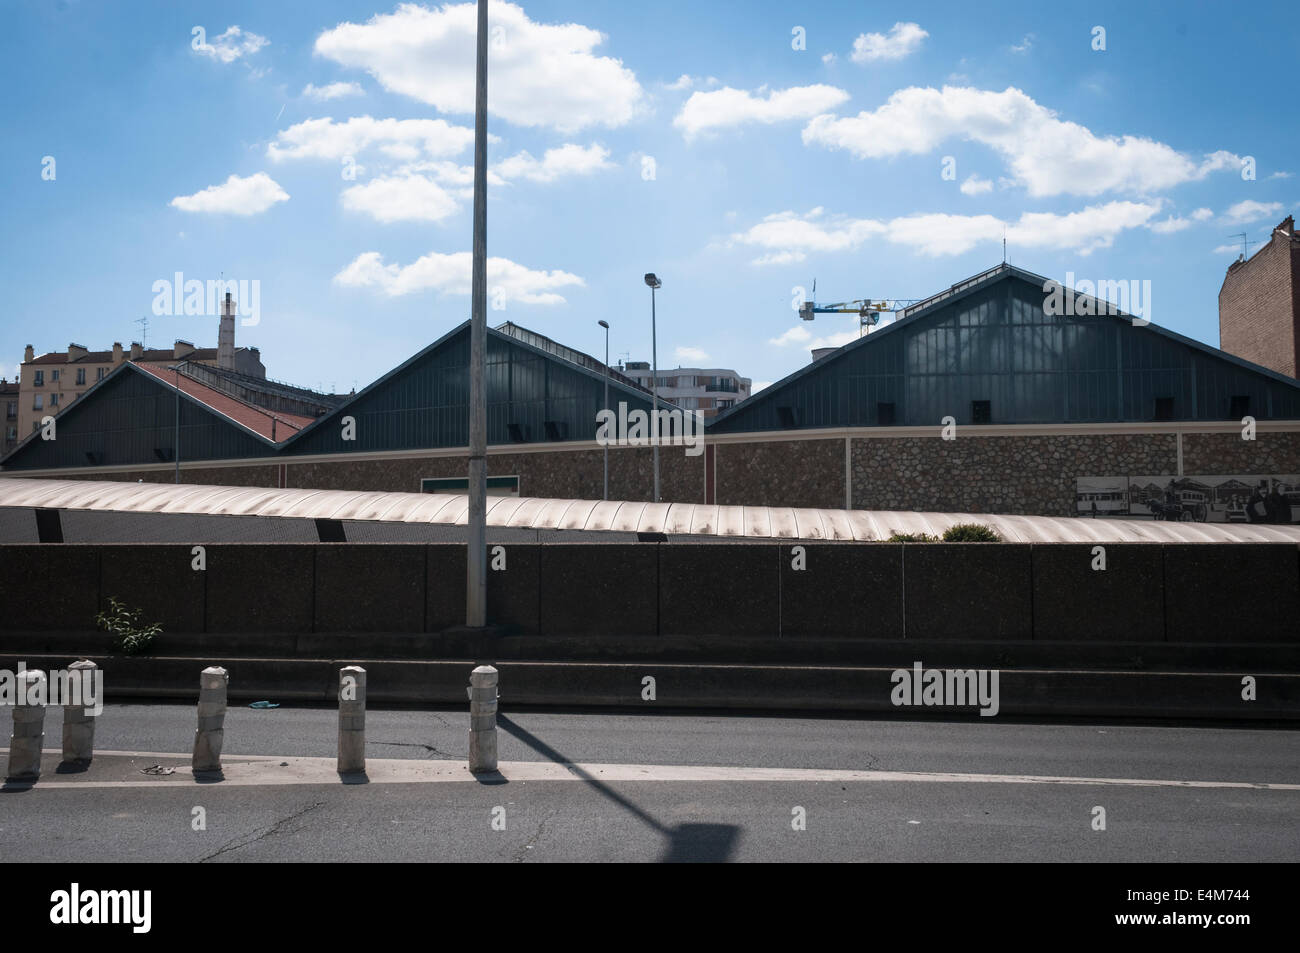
[{"left": 1, "top": 703, "right": 1297, "bottom": 862}]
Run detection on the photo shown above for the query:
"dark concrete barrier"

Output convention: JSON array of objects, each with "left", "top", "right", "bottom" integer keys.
[
  {"left": 659, "top": 544, "right": 778, "bottom": 637},
  {"left": 0, "top": 545, "right": 99, "bottom": 631},
  {"left": 1031, "top": 544, "right": 1164, "bottom": 642},
  {"left": 426, "top": 544, "right": 540, "bottom": 633},
  {"left": 540, "top": 544, "right": 657, "bottom": 637},
  {"left": 99, "top": 544, "right": 205, "bottom": 634},
  {"left": 1163, "top": 544, "right": 1300, "bottom": 643},
  {"left": 904, "top": 544, "right": 1033, "bottom": 640},
  {"left": 780, "top": 543, "right": 903, "bottom": 639},
  {"left": 315, "top": 544, "right": 426, "bottom": 633},
  {"left": 206, "top": 544, "right": 315, "bottom": 634}
]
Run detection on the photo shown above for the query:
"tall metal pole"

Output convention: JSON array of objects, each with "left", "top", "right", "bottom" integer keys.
[
  {"left": 651, "top": 286, "right": 659, "bottom": 504},
  {"left": 600, "top": 320, "right": 609, "bottom": 500},
  {"left": 174, "top": 366, "right": 180, "bottom": 484},
  {"left": 466, "top": 0, "right": 488, "bottom": 627}
]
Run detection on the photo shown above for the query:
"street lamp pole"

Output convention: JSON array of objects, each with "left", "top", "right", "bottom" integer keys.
[
  {"left": 598, "top": 320, "right": 609, "bottom": 500},
  {"left": 644, "top": 273, "right": 662, "bottom": 503},
  {"left": 466, "top": 0, "right": 488, "bottom": 627}
]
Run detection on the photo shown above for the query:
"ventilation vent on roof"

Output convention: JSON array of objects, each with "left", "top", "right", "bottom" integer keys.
[
  {"left": 1229, "top": 395, "right": 1250, "bottom": 420},
  {"left": 1153, "top": 397, "right": 1175, "bottom": 421},
  {"left": 971, "top": 400, "right": 992, "bottom": 424},
  {"left": 877, "top": 402, "right": 896, "bottom": 426}
]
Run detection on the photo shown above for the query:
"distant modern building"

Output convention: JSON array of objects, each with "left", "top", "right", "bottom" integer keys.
[
  {"left": 1, "top": 378, "right": 18, "bottom": 455},
  {"left": 15, "top": 292, "right": 266, "bottom": 438},
  {"left": 620, "top": 361, "right": 751, "bottom": 418},
  {"left": 1220, "top": 214, "right": 1300, "bottom": 378}
]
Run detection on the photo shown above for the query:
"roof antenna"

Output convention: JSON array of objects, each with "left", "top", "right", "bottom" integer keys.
[
  {"left": 135, "top": 315, "right": 149, "bottom": 349},
  {"left": 1002, "top": 226, "right": 1007, "bottom": 264},
  {"left": 1227, "top": 232, "right": 1258, "bottom": 260}
]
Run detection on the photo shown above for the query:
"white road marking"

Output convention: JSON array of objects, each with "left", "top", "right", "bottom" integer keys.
[{"left": 5, "top": 751, "right": 1299, "bottom": 791}]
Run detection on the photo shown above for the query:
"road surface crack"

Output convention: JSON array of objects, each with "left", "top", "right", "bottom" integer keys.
[
  {"left": 512, "top": 811, "right": 555, "bottom": 863},
  {"left": 198, "top": 800, "right": 325, "bottom": 863}
]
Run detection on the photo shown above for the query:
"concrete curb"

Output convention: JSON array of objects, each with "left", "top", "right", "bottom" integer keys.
[{"left": 1, "top": 653, "right": 1294, "bottom": 721}]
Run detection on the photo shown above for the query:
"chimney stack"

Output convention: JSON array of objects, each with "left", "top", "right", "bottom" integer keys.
[
  {"left": 23, "top": 345, "right": 34, "bottom": 363},
  {"left": 112, "top": 342, "right": 123, "bottom": 364},
  {"left": 130, "top": 341, "right": 143, "bottom": 360},
  {"left": 218, "top": 292, "right": 236, "bottom": 370},
  {"left": 174, "top": 339, "right": 196, "bottom": 360}
]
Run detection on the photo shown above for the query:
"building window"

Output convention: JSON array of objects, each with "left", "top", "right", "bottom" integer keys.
[
  {"left": 1153, "top": 396, "right": 1175, "bottom": 421},
  {"left": 5, "top": 401, "right": 15, "bottom": 419},
  {"left": 51, "top": 369, "right": 59, "bottom": 381},
  {"left": 5, "top": 426, "right": 15, "bottom": 440},
  {"left": 75, "top": 368, "right": 85, "bottom": 385},
  {"left": 1229, "top": 395, "right": 1250, "bottom": 419},
  {"left": 877, "top": 401, "right": 896, "bottom": 426},
  {"left": 421, "top": 475, "right": 519, "bottom": 497},
  {"left": 33, "top": 371, "right": 43, "bottom": 386},
  {"left": 97, "top": 367, "right": 106, "bottom": 381},
  {"left": 32, "top": 395, "right": 42, "bottom": 410},
  {"left": 49, "top": 393, "right": 59, "bottom": 407},
  {"left": 776, "top": 406, "right": 800, "bottom": 429},
  {"left": 972, "top": 400, "right": 992, "bottom": 424}
]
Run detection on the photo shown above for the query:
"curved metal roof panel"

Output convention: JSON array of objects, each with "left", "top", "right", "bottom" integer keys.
[{"left": 3, "top": 477, "right": 1300, "bottom": 543}]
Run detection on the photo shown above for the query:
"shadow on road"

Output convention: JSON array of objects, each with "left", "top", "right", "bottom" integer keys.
[{"left": 497, "top": 714, "right": 740, "bottom": 863}]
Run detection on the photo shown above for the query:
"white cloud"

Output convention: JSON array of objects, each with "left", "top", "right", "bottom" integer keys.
[
  {"left": 665, "top": 74, "right": 693, "bottom": 91},
  {"left": 1221, "top": 200, "right": 1283, "bottom": 225},
  {"left": 959, "top": 174, "right": 993, "bottom": 196},
  {"left": 334, "top": 250, "right": 584, "bottom": 305},
  {"left": 1148, "top": 215, "right": 1194, "bottom": 234},
  {"left": 1010, "top": 34, "right": 1034, "bottom": 54},
  {"left": 341, "top": 174, "right": 460, "bottom": 223},
  {"left": 267, "top": 116, "right": 476, "bottom": 162},
  {"left": 1212, "top": 244, "right": 1245, "bottom": 255},
  {"left": 1267, "top": 171, "right": 1293, "bottom": 180},
  {"left": 768, "top": 326, "right": 811, "bottom": 346},
  {"left": 194, "top": 25, "right": 268, "bottom": 64},
  {"left": 802, "top": 85, "right": 1242, "bottom": 198},
  {"left": 675, "top": 84, "right": 850, "bottom": 139},
  {"left": 733, "top": 201, "right": 1162, "bottom": 261},
  {"left": 1192, "top": 207, "right": 1214, "bottom": 221},
  {"left": 493, "top": 143, "right": 613, "bottom": 183},
  {"left": 851, "top": 22, "right": 928, "bottom": 63},
  {"left": 822, "top": 52, "right": 837, "bottom": 66},
  {"left": 303, "top": 81, "right": 364, "bottom": 100},
  {"left": 674, "top": 346, "right": 710, "bottom": 363},
  {"left": 314, "top": 1, "right": 643, "bottom": 132},
  {"left": 169, "top": 172, "right": 289, "bottom": 215}
]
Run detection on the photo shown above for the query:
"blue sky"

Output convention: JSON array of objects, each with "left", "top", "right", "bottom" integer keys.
[{"left": 3, "top": 0, "right": 1296, "bottom": 394}]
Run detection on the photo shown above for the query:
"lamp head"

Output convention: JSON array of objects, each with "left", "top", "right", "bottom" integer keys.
[{"left": 643, "top": 273, "right": 661, "bottom": 289}]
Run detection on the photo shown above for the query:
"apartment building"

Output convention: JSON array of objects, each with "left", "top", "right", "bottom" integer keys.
[
  {"left": 621, "top": 362, "right": 752, "bottom": 418},
  {"left": 1, "top": 379, "right": 18, "bottom": 455}
]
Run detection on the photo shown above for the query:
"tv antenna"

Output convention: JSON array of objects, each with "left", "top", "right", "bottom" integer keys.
[
  {"left": 1228, "top": 232, "right": 1259, "bottom": 259},
  {"left": 135, "top": 315, "right": 149, "bottom": 348}
]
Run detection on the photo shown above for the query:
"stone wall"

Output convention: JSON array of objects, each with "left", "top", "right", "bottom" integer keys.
[
  {"left": 1182, "top": 431, "right": 1300, "bottom": 474},
  {"left": 715, "top": 438, "right": 845, "bottom": 509},
  {"left": 851, "top": 433, "right": 1178, "bottom": 515}
]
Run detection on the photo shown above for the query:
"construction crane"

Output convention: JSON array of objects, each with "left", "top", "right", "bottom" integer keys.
[{"left": 799, "top": 283, "right": 920, "bottom": 336}]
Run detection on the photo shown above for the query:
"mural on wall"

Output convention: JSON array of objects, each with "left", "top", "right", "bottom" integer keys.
[{"left": 1076, "top": 475, "right": 1299, "bottom": 524}]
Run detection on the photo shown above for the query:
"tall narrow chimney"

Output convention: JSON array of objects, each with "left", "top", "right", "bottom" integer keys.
[{"left": 218, "top": 292, "right": 236, "bottom": 370}]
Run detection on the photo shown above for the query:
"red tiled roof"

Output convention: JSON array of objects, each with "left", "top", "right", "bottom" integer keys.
[{"left": 134, "top": 363, "right": 314, "bottom": 442}]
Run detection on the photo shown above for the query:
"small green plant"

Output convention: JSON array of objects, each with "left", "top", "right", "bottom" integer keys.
[
  {"left": 941, "top": 523, "right": 1002, "bottom": 542},
  {"left": 96, "top": 597, "right": 162, "bottom": 656},
  {"left": 886, "top": 531, "right": 940, "bottom": 542}
]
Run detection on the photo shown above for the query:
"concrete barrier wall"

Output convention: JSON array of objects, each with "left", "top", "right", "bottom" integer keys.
[{"left": 0, "top": 542, "right": 1295, "bottom": 644}]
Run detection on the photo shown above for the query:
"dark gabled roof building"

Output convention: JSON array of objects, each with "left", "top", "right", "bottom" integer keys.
[{"left": 710, "top": 263, "right": 1300, "bottom": 434}]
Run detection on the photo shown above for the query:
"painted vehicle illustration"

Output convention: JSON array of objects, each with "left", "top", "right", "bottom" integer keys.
[{"left": 1148, "top": 488, "right": 1208, "bottom": 522}]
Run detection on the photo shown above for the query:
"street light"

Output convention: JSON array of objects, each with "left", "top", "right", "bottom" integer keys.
[
  {"left": 644, "top": 273, "right": 661, "bottom": 503},
  {"left": 598, "top": 319, "right": 610, "bottom": 500},
  {"left": 172, "top": 360, "right": 193, "bottom": 484}
]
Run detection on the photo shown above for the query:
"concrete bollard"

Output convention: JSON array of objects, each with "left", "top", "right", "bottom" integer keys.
[
  {"left": 62, "top": 659, "right": 98, "bottom": 764},
  {"left": 468, "top": 665, "right": 498, "bottom": 774},
  {"left": 7, "top": 669, "right": 47, "bottom": 781},
  {"left": 337, "top": 666, "right": 366, "bottom": 774},
  {"left": 192, "top": 666, "right": 228, "bottom": 773}
]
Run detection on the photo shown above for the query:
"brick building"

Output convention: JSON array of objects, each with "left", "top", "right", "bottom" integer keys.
[
  {"left": 1219, "top": 214, "right": 1300, "bottom": 378},
  {"left": 1, "top": 378, "right": 18, "bottom": 455}
]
